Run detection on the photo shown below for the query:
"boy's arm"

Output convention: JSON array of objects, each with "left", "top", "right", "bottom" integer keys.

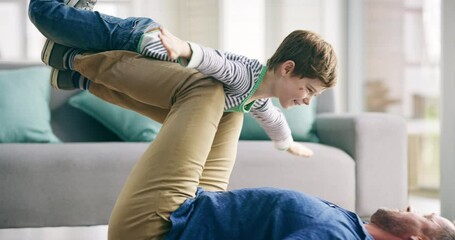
[
  {"left": 159, "top": 27, "right": 255, "bottom": 87},
  {"left": 159, "top": 27, "right": 193, "bottom": 60},
  {"left": 251, "top": 100, "right": 313, "bottom": 157},
  {"left": 286, "top": 141, "right": 314, "bottom": 157}
]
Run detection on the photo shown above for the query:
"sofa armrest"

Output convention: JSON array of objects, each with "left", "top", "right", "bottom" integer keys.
[{"left": 315, "top": 113, "right": 408, "bottom": 217}]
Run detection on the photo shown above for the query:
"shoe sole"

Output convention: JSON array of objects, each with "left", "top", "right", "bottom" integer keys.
[
  {"left": 41, "top": 39, "right": 54, "bottom": 66},
  {"left": 50, "top": 68, "right": 60, "bottom": 89}
]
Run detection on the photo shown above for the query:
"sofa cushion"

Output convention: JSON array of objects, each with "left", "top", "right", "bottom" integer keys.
[
  {"left": 240, "top": 98, "right": 319, "bottom": 142},
  {"left": 0, "top": 66, "right": 59, "bottom": 143},
  {"left": 68, "top": 91, "right": 162, "bottom": 142},
  {"left": 229, "top": 141, "right": 355, "bottom": 211}
]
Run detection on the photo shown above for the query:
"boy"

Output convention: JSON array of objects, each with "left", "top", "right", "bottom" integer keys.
[{"left": 29, "top": 0, "right": 337, "bottom": 157}]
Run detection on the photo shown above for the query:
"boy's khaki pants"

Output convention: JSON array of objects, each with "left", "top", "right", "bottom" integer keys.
[{"left": 72, "top": 51, "right": 243, "bottom": 240}]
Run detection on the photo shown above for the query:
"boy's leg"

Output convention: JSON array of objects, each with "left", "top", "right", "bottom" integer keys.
[
  {"left": 28, "top": 0, "right": 158, "bottom": 51},
  {"left": 199, "top": 112, "right": 243, "bottom": 191},
  {"left": 70, "top": 51, "right": 226, "bottom": 239}
]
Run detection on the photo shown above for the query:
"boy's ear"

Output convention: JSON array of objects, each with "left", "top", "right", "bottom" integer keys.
[{"left": 280, "top": 60, "right": 295, "bottom": 76}]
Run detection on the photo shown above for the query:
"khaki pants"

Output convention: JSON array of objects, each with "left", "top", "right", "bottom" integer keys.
[{"left": 73, "top": 51, "right": 243, "bottom": 240}]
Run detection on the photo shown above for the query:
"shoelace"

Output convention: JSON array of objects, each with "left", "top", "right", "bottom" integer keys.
[
  {"left": 80, "top": 0, "right": 97, "bottom": 10},
  {"left": 83, "top": 2, "right": 94, "bottom": 10}
]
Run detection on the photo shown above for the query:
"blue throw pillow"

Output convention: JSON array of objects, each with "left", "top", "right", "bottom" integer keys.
[
  {"left": 0, "top": 66, "right": 60, "bottom": 143},
  {"left": 68, "top": 91, "right": 162, "bottom": 142},
  {"left": 240, "top": 98, "right": 319, "bottom": 142}
]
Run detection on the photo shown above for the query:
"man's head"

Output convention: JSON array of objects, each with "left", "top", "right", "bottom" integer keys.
[
  {"left": 266, "top": 30, "right": 338, "bottom": 88},
  {"left": 369, "top": 207, "right": 455, "bottom": 240}
]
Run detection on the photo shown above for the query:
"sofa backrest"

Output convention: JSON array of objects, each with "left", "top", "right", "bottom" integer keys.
[
  {"left": 316, "top": 88, "right": 335, "bottom": 114},
  {"left": 0, "top": 61, "right": 121, "bottom": 142},
  {"left": 50, "top": 89, "right": 122, "bottom": 142},
  {"left": 0, "top": 61, "right": 336, "bottom": 142}
]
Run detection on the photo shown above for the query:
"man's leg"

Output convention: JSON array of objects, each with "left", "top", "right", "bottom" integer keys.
[
  {"left": 71, "top": 51, "right": 226, "bottom": 239},
  {"left": 90, "top": 83, "right": 242, "bottom": 192},
  {"left": 72, "top": 50, "right": 196, "bottom": 109},
  {"left": 28, "top": 0, "right": 158, "bottom": 51},
  {"left": 88, "top": 82, "right": 169, "bottom": 124},
  {"left": 199, "top": 112, "right": 243, "bottom": 191}
]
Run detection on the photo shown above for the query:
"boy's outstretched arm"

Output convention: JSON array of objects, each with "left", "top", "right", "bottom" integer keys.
[
  {"left": 159, "top": 27, "right": 314, "bottom": 158},
  {"left": 287, "top": 142, "right": 314, "bottom": 157},
  {"left": 251, "top": 102, "right": 314, "bottom": 158}
]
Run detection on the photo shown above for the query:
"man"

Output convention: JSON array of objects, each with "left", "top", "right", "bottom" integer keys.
[{"left": 164, "top": 187, "right": 455, "bottom": 240}]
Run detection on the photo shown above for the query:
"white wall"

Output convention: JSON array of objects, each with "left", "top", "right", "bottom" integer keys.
[
  {"left": 440, "top": 0, "right": 455, "bottom": 220},
  {"left": 220, "top": 0, "right": 265, "bottom": 61},
  {"left": 322, "top": 0, "right": 348, "bottom": 113},
  {"left": 133, "top": 0, "right": 219, "bottom": 49}
]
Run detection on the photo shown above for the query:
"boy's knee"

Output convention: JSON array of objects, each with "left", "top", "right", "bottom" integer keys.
[
  {"left": 28, "top": 0, "right": 38, "bottom": 24},
  {"left": 28, "top": 0, "right": 48, "bottom": 26},
  {"left": 28, "top": 0, "right": 60, "bottom": 26}
]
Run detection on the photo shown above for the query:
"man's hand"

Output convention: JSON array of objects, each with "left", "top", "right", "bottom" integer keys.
[
  {"left": 159, "top": 27, "right": 192, "bottom": 60},
  {"left": 286, "top": 142, "right": 314, "bottom": 157}
]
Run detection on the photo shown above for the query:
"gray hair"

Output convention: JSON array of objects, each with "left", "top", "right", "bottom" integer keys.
[{"left": 433, "top": 220, "right": 455, "bottom": 240}]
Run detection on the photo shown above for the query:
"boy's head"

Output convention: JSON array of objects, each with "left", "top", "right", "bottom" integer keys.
[{"left": 266, "top": 30, "right": 338, "bottom": 88}]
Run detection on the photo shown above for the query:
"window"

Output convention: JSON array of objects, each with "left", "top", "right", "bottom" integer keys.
[
  {"left": 0, "top": 0, "right": 132, "bottom": 62},
  {"left": 363, "top": 0, "right": 441, "bottom": 197}
]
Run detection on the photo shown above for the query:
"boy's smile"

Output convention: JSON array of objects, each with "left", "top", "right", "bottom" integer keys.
[{"left": 279, "top": 76, "right": 326, "bottom": 109}]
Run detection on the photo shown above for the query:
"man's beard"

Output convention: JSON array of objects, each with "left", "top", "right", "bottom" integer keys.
[{"left": 370, "top": 208, "right": 409, "bottom": 236}]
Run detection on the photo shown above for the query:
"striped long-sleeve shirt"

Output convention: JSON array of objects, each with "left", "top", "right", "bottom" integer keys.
[{"left": 140, "top": 33, "right": 293, "bottom": 150}]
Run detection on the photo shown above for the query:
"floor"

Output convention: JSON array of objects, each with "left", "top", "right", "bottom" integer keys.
[
  {"left": 0, "top": 194, "right": 441, "bottom": 240},
  {"left": 0, "top": 225, "right": 108, "bottom": 240}
]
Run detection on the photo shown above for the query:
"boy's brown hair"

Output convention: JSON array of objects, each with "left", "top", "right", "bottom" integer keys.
[{"left": 266, "top": 30, "right": 338, "bottom": 87}]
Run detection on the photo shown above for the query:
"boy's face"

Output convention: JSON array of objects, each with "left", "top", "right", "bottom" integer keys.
[{"left": 278, "top": 75, "right": 326, "bottom": 109}]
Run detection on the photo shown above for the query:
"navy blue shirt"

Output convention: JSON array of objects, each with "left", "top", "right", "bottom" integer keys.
[{"left": 166, "top": 188, "right": 374, "bottom": 240}]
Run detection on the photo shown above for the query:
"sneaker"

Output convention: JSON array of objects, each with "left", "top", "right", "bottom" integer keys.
[
  {"left": 66, "top": 0, "right": 97, "bottom": 10},
  {"left": 41, "top": 40, "right": 77, "bottom": 70},
  {"left": 51, "top": 69, "right": 76, "bottom": 90},
  {"left": 51, "top": 69, "right": 91, "bottom": 90}
]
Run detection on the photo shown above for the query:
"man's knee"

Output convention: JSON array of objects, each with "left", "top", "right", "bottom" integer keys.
[{"left": 196, "top": 78, "right": 225, "bottom": 105}]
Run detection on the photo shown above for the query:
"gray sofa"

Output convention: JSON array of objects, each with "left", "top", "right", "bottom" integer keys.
[{"left": 0, "top": 62, "right": 408, "bottom": 232}]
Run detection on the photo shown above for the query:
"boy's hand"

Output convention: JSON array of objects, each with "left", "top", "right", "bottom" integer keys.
[
  {"left": 159, "top": 27, "right": 192, "bottom": 60},
  {"left": 286, "top": 142, "right": 314, "bottom": 157}
]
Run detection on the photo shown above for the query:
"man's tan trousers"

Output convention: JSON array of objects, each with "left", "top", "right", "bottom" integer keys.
[{"left": 73, "top": 50, "right": 243, "bottom": 240}]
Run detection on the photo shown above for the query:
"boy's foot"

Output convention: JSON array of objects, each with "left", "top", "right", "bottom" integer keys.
[
  {"left": 41, "top": 40, "right": 82, "bottom": 70},
  {"left": 51, "top": 69, "right": 74, "bottom": 90},
  {"left": 51, "top": 69, "right": 90, "bottom": 90},
  {"left": 66, "top": 0, "right": 97, "bottom": 10}
]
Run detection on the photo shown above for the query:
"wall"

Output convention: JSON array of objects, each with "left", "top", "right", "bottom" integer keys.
[{"left": 440, "top": 0, "right": 455, "bottom": 220}]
